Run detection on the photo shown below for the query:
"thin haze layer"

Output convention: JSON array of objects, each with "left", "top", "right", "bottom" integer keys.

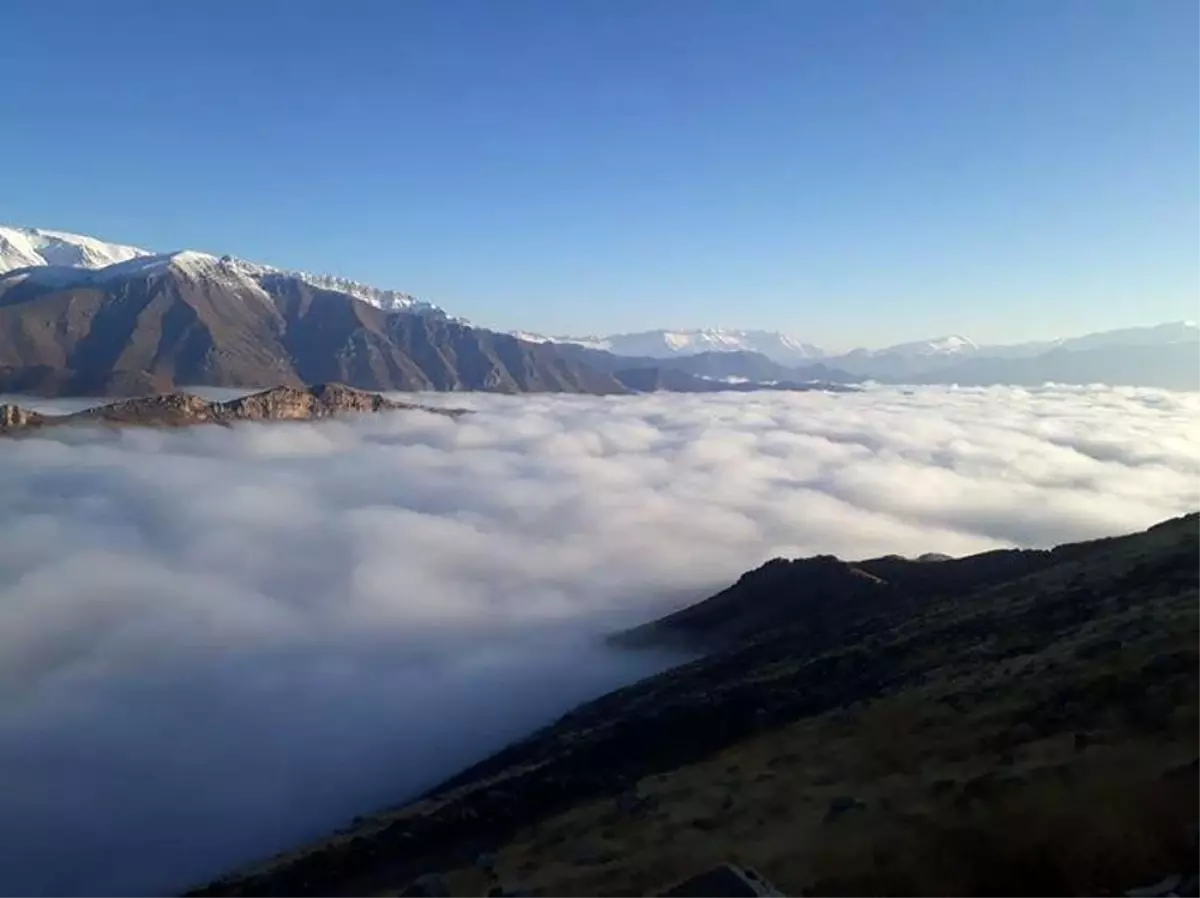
[{"left": 0, "top": 385, "right": 1196, "bottom": 895}]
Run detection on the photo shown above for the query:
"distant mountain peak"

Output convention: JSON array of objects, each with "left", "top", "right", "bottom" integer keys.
[
  {"left": 0, "top": 225, "right": 151, "bottom": 273},
  {"left": 846, "top": 334, "right": 979, "bottom": 359},
  {"left": 517, "top": 327, "right": 825, "bottom": 365}
]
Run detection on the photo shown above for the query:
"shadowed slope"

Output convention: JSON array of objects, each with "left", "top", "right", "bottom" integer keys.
[{"left": 188, "top": 514, "right": 1198, "bottom": 897}]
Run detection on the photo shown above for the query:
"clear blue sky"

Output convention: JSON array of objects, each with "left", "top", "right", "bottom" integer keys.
[{"left": 2, "top": 0, "right": 1196, "bottom": 348}]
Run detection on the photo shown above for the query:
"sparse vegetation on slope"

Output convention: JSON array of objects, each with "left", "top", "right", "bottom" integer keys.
[{"left": 189, "top": 514, "right": 1199, "bottom": 897}]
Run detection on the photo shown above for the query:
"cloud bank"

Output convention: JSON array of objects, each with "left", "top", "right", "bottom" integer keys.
[{"left": 0, "top": 385, "right": 1196, "bottom": 895}]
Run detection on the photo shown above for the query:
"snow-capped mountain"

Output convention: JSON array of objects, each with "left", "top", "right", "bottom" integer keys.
[
  {"left": 0, "top": 250, "right": 290, "bottom": 306},
  {"left": 0, "top": 225, "right": 446, "bottom": 318},
  {"left": 519, "top": 328, "right": 825, "bottom": 366},
  {"left": 258, "top": 270, "right": 440, "bottom": 315},
  {"left": 0, "top": 225, "right": 150, "bottom": 272},
  {"left": 838, "top": 334, "right": 978, "bottom": 360}
]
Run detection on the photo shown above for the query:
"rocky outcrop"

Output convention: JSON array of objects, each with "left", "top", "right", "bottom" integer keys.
[
  {"left": 220, "top": 383, "right": 419, "bottom": 420},
  {"left": 0, "top": 403, "right": 43, "bottom": 429},
  {"left": 0, "top": 384, "right": 467, "bottom": 435}
]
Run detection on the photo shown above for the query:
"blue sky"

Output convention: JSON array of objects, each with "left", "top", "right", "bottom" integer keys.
[{"left": 2, "top": 0, "right": 1196, "bottom": 348}]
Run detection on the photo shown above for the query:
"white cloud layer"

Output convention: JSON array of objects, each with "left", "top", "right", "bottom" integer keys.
[{"left": 0, "top": 385, "right": 1197, "bottom": 895}]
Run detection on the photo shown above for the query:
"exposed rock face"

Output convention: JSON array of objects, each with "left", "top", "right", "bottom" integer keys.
[
  {"left": 0, "top": 403, "right": 43, "bottom": 429},
  {"left": 220, "top": 383, "right": 410, "bottom": 420},
  {"left": 0, "top": 384, "right": 467, "bottom": 435}
]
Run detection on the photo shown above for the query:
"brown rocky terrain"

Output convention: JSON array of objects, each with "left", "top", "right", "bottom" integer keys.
[
  {"left": 0, "top": 383, "right": 467, "bottom": 435},
  {"left": 187, "top": 513, "right": 1199, "bottom": 897},
  {"left": 0, "top": 262, "right": 626, "bottom": 397}
]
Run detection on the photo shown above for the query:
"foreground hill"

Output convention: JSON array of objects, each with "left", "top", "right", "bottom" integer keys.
[
  {"left": 0, "top": 383, "right": 466, "bottom": 434},
  {"left": 190, "top": 514, "right": 1199, "bottom": 897}
]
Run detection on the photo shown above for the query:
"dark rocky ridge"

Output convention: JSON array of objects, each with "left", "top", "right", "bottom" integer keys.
[
  {"left": 0, "top": 383, "right": 467, "bottom": 435},
  {"left": 187, "top": 513, "right": 1199, "bottom": 897}
]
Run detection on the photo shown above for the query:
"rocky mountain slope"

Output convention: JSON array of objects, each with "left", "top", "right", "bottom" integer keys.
[
  {"left": 0, "top": 383, "right": 466, "bottom": 434},
  {"left": 189, "top": 514, "right": 1199, "bottom": 897},
  {"left": 0, "top": 255, "right": 625, "bottom": 397}
]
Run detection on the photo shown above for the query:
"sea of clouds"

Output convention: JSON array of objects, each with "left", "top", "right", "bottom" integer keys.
[{"left": 1, "top": 384, "right": 1197, "bottom": 895}]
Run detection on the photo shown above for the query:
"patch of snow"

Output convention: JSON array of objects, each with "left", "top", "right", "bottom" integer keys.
[
  {"left": 0, "top": 224, "right": 452, "bottom": 319},
  {"left": 1, "top": 266, "right": 95, "bottom": 289},
  {"left": 845, "top": 334, "right": 980, "bottom": 359},
  {"left": 0, "top": 251, "right": 276, "bottom": 305},
  {"left": 0, "top": 225, "right": 150, "bottom": 274},
  {"left": 278, "top": 271, "right": 444, "bottom": 316},
  {"left": 511, "top": 331, "right": 553, "bottom": 344}
]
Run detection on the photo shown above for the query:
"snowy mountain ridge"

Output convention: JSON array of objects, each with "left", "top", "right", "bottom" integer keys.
[
  {"left": 0, "top": 225, "right": 445, "bottom": 318},
  {"left": 841, "top": 334, "right": 979, "bottom": 359},
  {"left": 0, "top": 225, "right": 151, "bottom": 272},
  {"left": 518, "top": 328, "right": 826, "bottom": 364}
]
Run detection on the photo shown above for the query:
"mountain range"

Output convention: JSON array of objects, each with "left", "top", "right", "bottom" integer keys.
[
  {"left": 530, "top": 323, "right": 1199, "bottom": 388},
  {"left": 1, "top": 225, "right": 1196, "bottom": 396}
]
